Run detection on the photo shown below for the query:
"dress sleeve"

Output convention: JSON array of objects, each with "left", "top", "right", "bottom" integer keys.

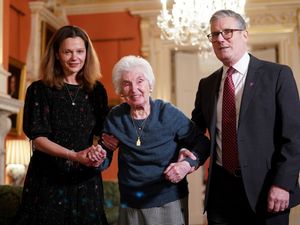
[
  {"left": 23, "top": 81, "right": 52, "bottom": 140},
  {"left": 92, "top": 81, "right": 109, "bottom": 136}
]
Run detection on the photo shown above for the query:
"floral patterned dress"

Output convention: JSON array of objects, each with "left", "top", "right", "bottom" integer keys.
[{"left": 14, "top": 80, "right": 109, "bottom": 225}]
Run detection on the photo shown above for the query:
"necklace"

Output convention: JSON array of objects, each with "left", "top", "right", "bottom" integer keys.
[
  {"left": 65, "top": 84, "right": 80, "bottom": 106},
  {"left": 131, "top": 116, "right": 149, "bottom": 146}
]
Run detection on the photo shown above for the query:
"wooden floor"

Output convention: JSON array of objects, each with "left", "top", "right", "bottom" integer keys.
[{"left": 290, "top": 204, "right": 300, "bottom": 225}]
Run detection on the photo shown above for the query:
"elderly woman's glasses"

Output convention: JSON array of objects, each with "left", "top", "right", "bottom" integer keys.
[{"left": 207, "top": 29, "right": 244, "bottom": 42}]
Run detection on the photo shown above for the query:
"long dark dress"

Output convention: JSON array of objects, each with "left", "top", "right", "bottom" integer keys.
[{"left": 14, "top": 80, "right": 109, "bottom": 225}]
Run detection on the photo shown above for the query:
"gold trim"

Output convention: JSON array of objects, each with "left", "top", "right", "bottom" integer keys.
[
  {"left": 248, "top": 24, "right": 296, "bottom": 35},
  {"left": 41, "top": 21, "right": 56, "bottom": 56},
  {"left": 8, "top": 58, "right": 26, "bottom": 136}
]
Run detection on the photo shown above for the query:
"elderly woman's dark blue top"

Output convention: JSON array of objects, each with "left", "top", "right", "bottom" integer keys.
[{"left": 103, "top": 98, "right": 209, "bottom": 209}]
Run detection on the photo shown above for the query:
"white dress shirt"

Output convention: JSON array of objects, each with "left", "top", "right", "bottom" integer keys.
[{"left": 215, "top": 52, "right": 250, "bottom": 166}]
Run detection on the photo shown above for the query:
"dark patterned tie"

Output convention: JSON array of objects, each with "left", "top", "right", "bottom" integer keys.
[{"left": 222, "top": 67, "right": 239, "bottom": 174}]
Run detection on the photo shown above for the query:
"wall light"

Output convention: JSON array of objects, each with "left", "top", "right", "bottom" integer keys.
[
  {"left": 6, "top": 139, "right": 31, "bottom": 186},
  {"left": 157, "top": 0, "right": 247, "bottom": 53}
]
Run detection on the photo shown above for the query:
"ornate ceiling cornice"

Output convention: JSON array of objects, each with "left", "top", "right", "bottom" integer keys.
[
  {"left": 61, "top": 0, "right": 159, "bottom": 15},
  {"left": 59, "top": 0, "right": 146, "bottom": 4}
]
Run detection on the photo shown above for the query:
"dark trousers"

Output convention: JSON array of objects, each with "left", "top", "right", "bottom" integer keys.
[{"left": 207, "top": 164, "right": 290, "bottom": 225}]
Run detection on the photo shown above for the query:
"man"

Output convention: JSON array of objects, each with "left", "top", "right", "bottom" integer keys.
[{"left": 190, "top": 9, "right": 300, "bottom": 225}]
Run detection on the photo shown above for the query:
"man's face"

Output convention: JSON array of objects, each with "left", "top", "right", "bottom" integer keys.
[{"left": 210, "top": 17, "right": 248, "bottom": 66}]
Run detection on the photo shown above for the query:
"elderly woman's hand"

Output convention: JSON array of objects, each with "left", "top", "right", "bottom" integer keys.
[
  {"left": 164, "top": 161, "right": 192, "bottom": 183},
  {"left": 101, "top": 133, "right": 119, "bottom": 151}
]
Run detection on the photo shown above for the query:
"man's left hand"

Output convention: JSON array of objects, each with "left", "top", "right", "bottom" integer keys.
[{"left": 267, "top": 185, "right": 290, "bottom": 213}]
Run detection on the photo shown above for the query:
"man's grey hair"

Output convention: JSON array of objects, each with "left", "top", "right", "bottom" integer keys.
[{"left": 210, "top": 9, "right": 247, "bottom": 30}]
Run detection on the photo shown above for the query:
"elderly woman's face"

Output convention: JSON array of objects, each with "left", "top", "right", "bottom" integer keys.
[{"left": 120, "top": 67, "right": 151, "bottom": 108}]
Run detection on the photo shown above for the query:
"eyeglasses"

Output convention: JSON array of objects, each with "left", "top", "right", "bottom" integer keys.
[{"left": 207, "top": 29, "right": 244, "bottom": 42}]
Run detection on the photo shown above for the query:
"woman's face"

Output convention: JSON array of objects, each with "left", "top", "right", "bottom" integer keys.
[
  {"left": 56, "top": 37, "right": 86, "bottom": 76},
  {"left": 120, "top": 67, "right": 151, "bottom": 108}
]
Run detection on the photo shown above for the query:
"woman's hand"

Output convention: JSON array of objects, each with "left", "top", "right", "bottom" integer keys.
[
  {"left": 101, "top": 133, "right": 119, "bottom": 151},
  {"left": 164, "top": 148, "right": 198, "bottom": 182},
  {"left": 164, "top": 161, "right": 192, "bottom": 183}
]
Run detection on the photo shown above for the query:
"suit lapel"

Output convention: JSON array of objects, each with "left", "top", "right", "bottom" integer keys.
[
  {"left": 239, "top": 55, "right": 261, "bottom": 124},
  {"left": 208, "top": 68, "right": 223, "bottom": 141}
]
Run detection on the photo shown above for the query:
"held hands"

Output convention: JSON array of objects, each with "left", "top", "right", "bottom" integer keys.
[
  {"left": 267, "top": 185, "right": 290, "bottom": 213},
  {"left": 87, "top": 145, "right": 107, "bottom": 167},
  {"left": 75, "top": 145, "right": 107, "bottom": 167},
  {"left": 164, "top": 148, "right": 197, "bottom": 183},
  {"left": 75, "top": 133, "right": 118, "bottom": 168}
]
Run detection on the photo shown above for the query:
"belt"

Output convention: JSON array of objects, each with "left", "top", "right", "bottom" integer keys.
[{"left": 215, "top": 164, "right": 242, "bottom": 178}]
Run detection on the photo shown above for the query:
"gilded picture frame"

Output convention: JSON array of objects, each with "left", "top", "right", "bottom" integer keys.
[
  {"left": 41, "top": 21, "right": 56, "bottom": 56},
  {"left": 8, "top": 58, "right": 26, "bottom": 136}
]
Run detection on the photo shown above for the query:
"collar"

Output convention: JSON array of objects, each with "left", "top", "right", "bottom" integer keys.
[{"left": 222, "top": 52, "right": 250, "bottom": 77}]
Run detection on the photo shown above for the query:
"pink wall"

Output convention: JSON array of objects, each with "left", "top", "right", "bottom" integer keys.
[
  {"left": 68, "top": 12, "right": 141, "bottom": 103},
  {"left": 7, "top": 0, "right": 31, "bottom": 66}
]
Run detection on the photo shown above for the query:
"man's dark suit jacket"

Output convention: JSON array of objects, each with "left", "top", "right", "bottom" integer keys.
[{"left": 192, "top": 54, "right": 300, "bottom": 212}]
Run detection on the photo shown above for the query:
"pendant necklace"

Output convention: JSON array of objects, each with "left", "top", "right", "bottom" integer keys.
[
  {"left": 131, "top": 115, "right": 149, "bottom": 147},
  {"left": 65, "top": 84, "right": 80, "bottom": 106}
]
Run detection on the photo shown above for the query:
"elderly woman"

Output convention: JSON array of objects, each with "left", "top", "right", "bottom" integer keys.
[{"left": 100, "top": 55, "right": 210, "bottom": 225}]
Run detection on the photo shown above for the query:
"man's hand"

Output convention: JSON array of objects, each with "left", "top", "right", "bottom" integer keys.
[
  {"left": 178, "top": 148, "right": 197, "bottom": 173},
  {"left": 267, "top": 185, "right": 290, "bottom": 213},
  {"left": 178, "top": 148, "right": 197, "bottom": 161}
]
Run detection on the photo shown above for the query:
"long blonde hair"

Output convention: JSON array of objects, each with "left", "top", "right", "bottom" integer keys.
[{"left": 40, "top": 25, "right": 101, "bottom": 91}]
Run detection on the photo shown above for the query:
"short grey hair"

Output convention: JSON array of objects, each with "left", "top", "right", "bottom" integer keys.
[
  {"left": 112, "top": 55, "right": 155, "bottom": 95},
  {"left": 210, "top": 9, "right": 247, "bottom": 30}
]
